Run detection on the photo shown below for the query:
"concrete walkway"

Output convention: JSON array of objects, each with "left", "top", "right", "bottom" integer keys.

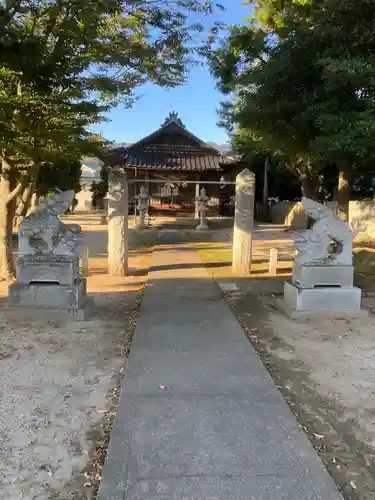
[{"left": 98, "top": 248, "right": 343, "bottom": 500}]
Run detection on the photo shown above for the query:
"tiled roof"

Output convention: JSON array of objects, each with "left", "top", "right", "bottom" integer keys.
[
  {"left": 124, "top": 152, "right": 232, "bottom": 171},
  {"left": 102, "top": 119, "right": 235, "bottom": 171},
  {"left": 105, "top": 149, "right": 232, "bottom": 171}
]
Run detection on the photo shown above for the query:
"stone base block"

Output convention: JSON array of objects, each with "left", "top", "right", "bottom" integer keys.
[
  {"left": 292, "top": 264, "right": 354, "bottom": 288},
  {"left": 283, "top": 281, "right": 362, "bottom": 313},
  {"left": 196, "top": 224, "right": 209, "bottom": 231},
  {"left": 2, "top": 301, "right": 92, "bottom": 322},
  {"left": 17, "top": 255, "right": 79, "bottom": 286},
  {"left": 276, "top": 298, "right": 368, "bottom": 320},
  {"left": 8, "top": 279, "right": 87, "bottom": 310}
]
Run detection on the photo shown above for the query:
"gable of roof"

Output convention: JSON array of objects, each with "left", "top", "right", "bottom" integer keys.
[
  {"left": 126, "top": 119, "right": 221, "bottom": 156},
  {"left": 102, "top": 118, "right": 235, "bottom": 171}
]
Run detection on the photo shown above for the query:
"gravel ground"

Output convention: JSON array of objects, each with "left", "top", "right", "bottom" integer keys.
[
  {"left": 198, "top": 235, "right": 375, "bottom": 500},
  {"left": 0, "top": 288, "right": 142, "bottom": 500},
  {"left": 0, "top": 219, "right": 150, "bottom": 500}
]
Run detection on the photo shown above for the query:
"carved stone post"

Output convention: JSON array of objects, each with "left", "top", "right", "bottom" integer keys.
[
  {"left": 232, "top": 169, "right": 255, "bottom": 275},
  {"left": 194, "top": 180, "right": 200, "bottom": 219},
  {"left": 196, "top": 187, "right": 209, "bottom": 231},
  {"left": 136, "top": 185, "right": 149, "bottom": 230},
  {"left": 108, "top": 169, "right": 128, "bottom": 276}
]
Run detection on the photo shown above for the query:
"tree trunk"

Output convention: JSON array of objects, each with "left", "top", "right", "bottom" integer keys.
[
  {"left": 299, "top": 171, "right": 317, "bottom": 199},
  {"left": 16, "top": 182, "right": 34, "bottom": 217},
  {"left": 336, "top": 169, "right": 352, "bottom": 221},
  {"left": 29, "top": 192, "right": 39, "bottom": 213},
  {"left": 0, "top": 166, "right": 16, "bottom": 280},
  {"left": 261, "top": 157, "right": 269, "bottom": 221}
]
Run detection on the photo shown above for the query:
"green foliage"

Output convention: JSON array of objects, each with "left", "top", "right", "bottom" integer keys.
[
  {"left": 36, "top": 160, "right": 82, "bottom": 197},
  {"left": 229, "top": 126, "right": 301, "bottom": 201},
  {"left": 0, "top": 0, "right": 222, "bottom": 179},
  {"left": 248, "top": 0, "right": 312, "bottom": 31},
  {"left": 91, "top": 164, "right": 108, "bottom": 208},
  {"left": 210, "top": 0, "right": 375, "bottom": 200},
  {"left": 0, "top": 0, "right": 223, "bottom": 276}
]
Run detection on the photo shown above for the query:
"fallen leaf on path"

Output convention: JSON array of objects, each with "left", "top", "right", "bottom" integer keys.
[
  {"left": 0, "top": 352, "right": 12, "bottom": 360},
  {"left": 248, "top": 335, "right": 259, "bottom": 343},
  {"left": 40, "top": 464, "right": 52, "bottom": 477},
  {"left": 313, "top": 433, "right": 324, "bottom": 439}
]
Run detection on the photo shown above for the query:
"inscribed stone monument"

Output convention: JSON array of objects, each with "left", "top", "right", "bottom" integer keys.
[
  {"left": 108, "top": 169, "right": 128, "bottom": 276},
  {"left": 282, "top": 197, "right": 362, "bottom": 316},
  {"left": 232, "top": 169, "right": 255, "bottom": 275},
  {"left": 8, "top": 190, "right": 89, "bottom": 319}
]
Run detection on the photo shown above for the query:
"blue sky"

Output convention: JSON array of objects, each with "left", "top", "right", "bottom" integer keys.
[{"left": 92, "top": 1, "right": 249, "bottom": 145}]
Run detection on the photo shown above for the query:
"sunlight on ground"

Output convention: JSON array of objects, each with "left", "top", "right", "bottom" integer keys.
[
  {"left": 86, "top": 251, "right": 151, "bottom": 294},
  {"left": 198, "top": 242, "right": 293, "bottom": 279}
]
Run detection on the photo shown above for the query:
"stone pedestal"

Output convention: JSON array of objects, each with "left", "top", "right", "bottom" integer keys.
[
  {"left": 9, "top": 279, "right": 87, "bottom": 311},
  {"left": 292, "top": 263, "right": 354, "bottom": 288},
  {"left": 283, "top": 280, "right": 362, "bottom": 313},
  {"left": 196, "top": 217, "right": 209, "bottom": 231},
  {"left": 136, "top": 219, "right": 148, "bottom": 230},
  {"left": 281, "top": 264, "right": 363, "bottom": 318},
  {"left": 9, "top": 255, "right": 89, "bottom": 319},
  {"left": 16, "top": 255, "right": 80, "bottom": 286}
]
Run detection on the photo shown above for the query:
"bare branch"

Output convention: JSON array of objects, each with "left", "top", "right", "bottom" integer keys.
[{"left": 7, "top": 180, "right": 26, "bottom": 204}]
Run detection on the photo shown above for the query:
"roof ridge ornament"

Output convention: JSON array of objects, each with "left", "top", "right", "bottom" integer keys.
[{"left": 162, "top": 111, "right": 185, "bottom": 128}]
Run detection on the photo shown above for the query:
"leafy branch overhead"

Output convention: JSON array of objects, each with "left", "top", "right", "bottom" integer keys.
[
  {"left": 0, "top": 0, "right": 223, "bottom": 279},
  {"left": 0, "top": 0, "right": 223, "bottom": 164},
  {"left": 210, "top": 0, "right": 375, "bottom": 207}
]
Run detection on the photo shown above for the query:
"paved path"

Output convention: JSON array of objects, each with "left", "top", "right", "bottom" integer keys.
[{"left": 98, "top": 248, "right": 343, "bottom": 500}]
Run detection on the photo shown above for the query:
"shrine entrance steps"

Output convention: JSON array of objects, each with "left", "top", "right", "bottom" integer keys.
[{"left": 98, "top": 247, "right": 342, "bottom": 500}]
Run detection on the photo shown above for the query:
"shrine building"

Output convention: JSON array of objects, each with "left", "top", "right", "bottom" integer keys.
[{"left": 103, "top": 112, "right": 241, "bottom": 214}]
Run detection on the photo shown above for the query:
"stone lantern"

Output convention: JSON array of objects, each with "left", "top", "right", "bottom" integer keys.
[
  {"left": 136, "top": 186, "right": 149, "bottom": 229},
  {"left": 196, "top": 187, "right": 209, "bottom": 231}
]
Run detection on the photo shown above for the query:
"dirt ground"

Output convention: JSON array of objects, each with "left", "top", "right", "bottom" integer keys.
[
  {"left": 5, "top": 215, "right": 375, "bottom": 500},
  {"left": 0, "top": 216, "right": 151, "bottom": 500},
  {"left": 198, "top": 230, "right": 375, "bottom": 500}
]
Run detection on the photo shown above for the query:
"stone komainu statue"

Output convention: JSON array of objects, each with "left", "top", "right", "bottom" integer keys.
[
  {"left": 293, "top": 198, "right": 353, "bottom": 266},
  {"left": 18, "top": 189, "right": 82, "bottom": 257}
]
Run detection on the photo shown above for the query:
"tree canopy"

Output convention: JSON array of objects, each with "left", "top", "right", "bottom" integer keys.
[
  {"left": 210, "top": 0, "right": 375, "bottom": 214},
  {"left": 0, "top": 0, "right": 223, "bottom": 278}
]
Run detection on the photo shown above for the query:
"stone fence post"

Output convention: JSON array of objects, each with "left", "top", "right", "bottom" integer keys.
[
  {"left": 108, "top": 169, "right": 128, "bottom": 276},
  {"left": 232, "top": 169, "right": 255, "bottom": 275}
]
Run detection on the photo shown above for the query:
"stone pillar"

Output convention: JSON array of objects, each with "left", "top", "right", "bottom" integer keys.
[
  {"left": 232, "top": 169, "right": 255, "bottom": 275},
  {"left": 269, "top": 248, "right": 278, "bottom": 274},
  {"left": 194, "top": 181, "right": 200, "bottom": 219},
  {"left": 108, "top": 169, "right": 128, "bottom": 276}
]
